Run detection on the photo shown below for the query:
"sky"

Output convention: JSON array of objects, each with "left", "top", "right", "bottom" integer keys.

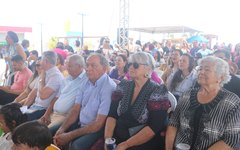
[{"left": 0, "top": 0, "right": 239, "bottom": 44}]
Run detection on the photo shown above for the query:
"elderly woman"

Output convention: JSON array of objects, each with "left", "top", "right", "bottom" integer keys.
[
  {"left": 166, "top": 56, "right": 240, "bottom": 150},
  {"left": 124, "top": 53, "right": 163, "bottom": 84},
  {"left": 104, "top": 52, "right": 170, "bottom": 150}
]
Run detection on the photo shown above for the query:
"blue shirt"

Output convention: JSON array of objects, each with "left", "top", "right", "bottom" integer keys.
[
  {"left": 53, "top": 70, "right": 87, "bottom": 114},
  {"left": 75, "top": 73, "right": 116, "bottom": 127}
]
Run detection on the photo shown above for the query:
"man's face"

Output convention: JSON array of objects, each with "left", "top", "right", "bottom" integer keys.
[
  {"left": 193, "top": 41, "right": 198, "bottom": 47},
  {"left": 12, "top": 61, "right": 23, "bottom": 71},
  {"left": 66, "top": 59, "right": 82, "bottom": 78},
  {"left": 86, "top": 56, "right": 106, "bottom": 83},
  {"left": 29, "top": 52, "right": 37, "bottom": 60},
  {"left": 202, "top": 43, "right": 207, "bottom": 49},
  {"left": 40, "top": 58, "right": 47, "bottom": 71}
]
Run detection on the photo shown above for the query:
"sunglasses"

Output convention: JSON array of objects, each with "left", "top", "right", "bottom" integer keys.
[{"left": 128, "top": 62, "right": 147, "bottom": 69}]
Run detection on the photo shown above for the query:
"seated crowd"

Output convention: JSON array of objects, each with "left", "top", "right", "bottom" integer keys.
[{"left": 0, "top": 32, "right": 240, "bottom": 150}]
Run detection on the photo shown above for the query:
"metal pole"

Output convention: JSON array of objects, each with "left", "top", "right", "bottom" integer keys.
[
  {"left": 40, "top": 23, "right": 43, "bottom": 53},
  {"left": 81, "top": 14, "right": 84, "bottom": 48}
]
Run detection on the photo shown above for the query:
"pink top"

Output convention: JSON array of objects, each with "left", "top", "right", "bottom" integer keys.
[
  {"left": 54, "top": 48, "right": 68, "bottom": 59},
  {"left": 125, "top": 70, "right": 163, "bottom": 84},
  {"left": 11, "top": 67, "right": 33, "bottom": 91}
]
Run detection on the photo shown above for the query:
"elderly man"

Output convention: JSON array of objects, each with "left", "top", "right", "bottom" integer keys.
[
  {"left": 53, "top": 53, "right": 116, "bottom": 150},
  {"left": 0, "top": 55, "right": 32, "bottom": 105},
  {"left": 23, "top": 51, "right": 64, "bottom": 121},
  {"left": 39, "top": 54, "right": 87, "bottom": 128}
]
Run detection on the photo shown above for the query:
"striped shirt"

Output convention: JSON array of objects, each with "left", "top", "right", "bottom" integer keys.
[
  {"left": 168, "top": 88, "right": 240, "bottom": 150},
  {"left": 53, "top": 70, "right": 87, "bottom": 114}
]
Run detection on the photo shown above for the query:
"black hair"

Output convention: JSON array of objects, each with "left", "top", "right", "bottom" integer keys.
[
  {"left": 57, "top": 53, "right": 64, "bottom": 65},
  {"left": 169, "top": 53, "right": 194, "bottom": 92},
  {"left": 7, "top": 31, "right": 19, "bottom": 43},
  {"left": 28, "top": 57, "right": 42, "bottom": 84},
  {"left": 117, "top": 54, "right": 128, "bottom": 73},
  {"left": 213, "top": 49, "right": 231, "bottom": 60},
  {"left": 56, "top": 42, "right": 64, "bottom": 49},
  {"left": 30, "top": 50, "right": 39, "bottom": 57},
  {"left": 195, "top": 52, "right": 202, "bottom": 59},
  {"left": 123, "top": 49, "right": 130, "bottom": 57},
  {"left": 0, "top": 103, "right": 27, "bottom": 132},
  {"left": 75, "top": 40, "right": 81, "bottom": 47},
  {"left": 135, "top": 40, "right": 142, "bottom": 46},
  {"left": 170, "top": 49, "right": 183, "bottom": 68},
  {"left": 11, "top": 55, "right": 24, "bottom": 63},
  {"left": 155, "top": 51, "right": 161, "bottom": 62},
  {"left": 21, "top": 39, "right": 29, "bottom": 48},
  {"left": 12, "top": 121, "right": 52, "bottom": 150},
  {"left": 98, "top": 37, "right": 106, "bottom": 48}
]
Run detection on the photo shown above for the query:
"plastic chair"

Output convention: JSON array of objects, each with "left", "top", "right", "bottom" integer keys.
[
  {"left": 45, "top": 144, "right": 61, "bottom": 150},
  {"left": 167, "top": 91, "right": 177, "bottom": 113}
]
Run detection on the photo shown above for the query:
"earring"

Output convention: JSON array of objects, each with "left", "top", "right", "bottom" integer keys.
[{"left": 145, "top": 73, "right": 150, "bottom": 78}]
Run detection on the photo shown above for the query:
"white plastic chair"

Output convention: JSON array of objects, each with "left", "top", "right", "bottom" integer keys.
[{"left": 167, "top": 91, "right": 177, "bottom": 113}]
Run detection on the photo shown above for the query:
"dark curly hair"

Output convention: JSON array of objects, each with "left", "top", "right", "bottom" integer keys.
[{"left": 0, "top": 103, "right": 27, "bottom": 132}]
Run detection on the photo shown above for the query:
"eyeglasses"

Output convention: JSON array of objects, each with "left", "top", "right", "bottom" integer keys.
[{"left": 128, "top": 62, "right": 147, "bottom": 69}]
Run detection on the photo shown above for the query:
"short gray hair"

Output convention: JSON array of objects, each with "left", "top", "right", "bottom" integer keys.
[
  {"left": 199, "top": 56, "right": 231, "bottom": 86},
  {"left": 129, "top": 52, "right": 151, "bottom": 67},
  {"left": 67, "top": 54, "right": 85, "bottom": 67},
  {"left": 146, "top": 53, "right": 156, "bottom": 70},
  {"left": 87, "top": 53, "right": 109, "bottom": 67},
  {"left": 42, "top": 51, "right": 57, "bottom": 65}
]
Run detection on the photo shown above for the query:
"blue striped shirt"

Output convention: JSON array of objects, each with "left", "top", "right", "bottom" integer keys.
[{"left": 53, "top": 70, "right": 87, "bottom": 114}]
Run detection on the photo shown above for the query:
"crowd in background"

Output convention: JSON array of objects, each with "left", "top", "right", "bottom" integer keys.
[{"left": 0, "top": 31, "right": 240, "bottom": 150}]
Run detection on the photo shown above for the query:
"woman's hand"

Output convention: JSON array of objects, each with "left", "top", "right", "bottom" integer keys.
[{"left": 116, "top": 141, "right": 129, "bottom": 150}]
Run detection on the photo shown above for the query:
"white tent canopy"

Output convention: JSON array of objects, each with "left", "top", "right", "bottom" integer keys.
[{"left": 128, "top": 26, "right": 200, "bottom": 34}]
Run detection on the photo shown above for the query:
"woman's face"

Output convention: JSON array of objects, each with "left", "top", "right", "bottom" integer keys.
[
  {"left": 128, "top": 61, "right": 149, "bottom": 79},
  {"left": 5, "top": 35, "right": 13, "bottom": 45},
  {"left": 197, "top": 61, "right": 219, "bottom": 86},
  {"left": 171, "top": 51, "right": 181, "bottom": 64},
  {"left": 115, "top": 56, "right": 126, "bottom": 69},
  {"left": 35, "top": 61, "right": 42, "bottom": 74},
  {"left": 0, "top": 114, "right": 10, "bottom": 133},
  {"left": 179, "top": 55, "right": 190, "bottom": 72}
]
